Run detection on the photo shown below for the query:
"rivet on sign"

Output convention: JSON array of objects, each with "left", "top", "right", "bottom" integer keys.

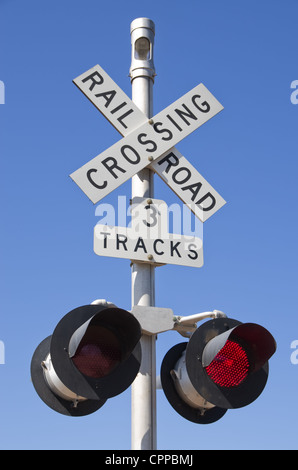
[
  {"left": 148, "top": 119, "right": 154, "bottom": 124},
  {"left": 147, "top": 254, "right": 153, "bottom": 260},
  {"left": 147, "top": 198, "right": 153, "bottom": 205},
  {"left": 148, "top": 156, "right": 153, "bottom": 162}
]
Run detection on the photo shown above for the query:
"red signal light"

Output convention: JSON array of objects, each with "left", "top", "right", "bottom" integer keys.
[
  {"left": 71, "top": 326, "right": 122, "bottom": 378},
  {"left": 31, "top": 304, "right": 142, "bottom": 417},
  {"left": 204, "top": 340, "right": 249, "bottom": 388},
  {"left": 160, "top": 317, "right": 277, "bottom": 423}
]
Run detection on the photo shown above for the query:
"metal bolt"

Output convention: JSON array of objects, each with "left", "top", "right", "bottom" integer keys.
[
  {"left": 148, "top": 118, "right": 154, "bottom": 124},
  {"left": 147, "top": 254, "right": 153, "bottom": 260},
  {"left": 147, "top": 198, "right": 153, "bottom": 205},
  {"left": 148, "top": 156, "right": 153, "bottom": 162}
]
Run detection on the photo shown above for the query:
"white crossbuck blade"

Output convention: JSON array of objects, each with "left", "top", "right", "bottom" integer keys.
[{"left": 71, "top": 65, "right": 226, "bottom": 223}]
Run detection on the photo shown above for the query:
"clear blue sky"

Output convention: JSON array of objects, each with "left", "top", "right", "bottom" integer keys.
[{"left": 0, "top": 0, "right": 297, "bottom": 450}]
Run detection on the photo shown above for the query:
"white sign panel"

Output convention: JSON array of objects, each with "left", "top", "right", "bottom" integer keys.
[
  {"left": 94, "top": 197, "right": 203, "bottom": 268},
  {"left": 94, "top": 224, "right": 203, "bottom": 268},
  {"left": 151, "top": 148, "right": 226, "bottom": 222},
  {"left": 70, "top": 83, "right": 223, "bottom": 205},
  {"left": 130, "top": 197, "right": 169, "bottom": 239}
]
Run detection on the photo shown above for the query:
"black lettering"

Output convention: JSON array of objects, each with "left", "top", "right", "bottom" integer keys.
[
  {"left": 196, "top": 192, "right": 216, "bottom": 211},
  {"left": 94, "top": 89, "right": 116, "bottom": 108},
  {"left": 143, "top": 205, "right": 159, "bottom": 228},
  {"left": 100, "top": 232, "right": 111, "bottom": 248},
  {"left": 170, "top": 241, "right": 181, "bottom": 257},
  {"left": 102, "top": 157, "right": 126, "bottom": 179},
  {"left": 82, "top": 71, "right": 104, "bottom": 91},
  {"left": 187, "top": 243, "right": 199, "bottom": 260},
  {"left": 153, "top": 121, "right": 173, "bottom": 141},
  {"left": 108, "top": 101, "right": 134, "bottom": 128},
  {"left": 174, "top": 104, "right": 197, "bottom": 125},
  {"left": 137, "top": 133, "right": 158, "bottom": 153},
  {"left": 153, "top": 239, "right": 164, "bottom": 255},
  {"left": 121, "top": 145, "right": 141, "bottom": 164},
  {"left": 117, "top": 109, "right": 134, "bottom": 129},
  {"left": 134, "top": 237, "right": 147, "bottom": 253},
  {"left": 110, "top": 101, "right": 127, "bottom": 114},
  {"left": 172, "top": 167, "right": 192, "bottom": 185},
  {"left": 192, "top": 94, "right": 210, "bottom": 113},
  {"left": 117, "top": 234, "right": 128, "bottom": 251},
  {"left": 182, "top": 181, "right": 202, "bottom": 201},
  {"left": 87, "top": 168, "right": 107, "bottom": 189},
  {"left": 157, "top": 152, "right": 179, "bottom": 173},
  {"left": 166, "top": 114, "right": 183, "bottom": 131}
]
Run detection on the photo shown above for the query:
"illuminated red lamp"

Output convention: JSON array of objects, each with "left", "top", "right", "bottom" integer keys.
[
  {"left": 160, "top": 317, "right": 276, "bottom": 424},
  {"left": 205, "top": 339, "right": 250, "bottom": 388}
]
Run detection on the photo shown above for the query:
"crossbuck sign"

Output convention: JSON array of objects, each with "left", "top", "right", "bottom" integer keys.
[{"left": 71, "top": 65, "right": 225, "bottom": 223}]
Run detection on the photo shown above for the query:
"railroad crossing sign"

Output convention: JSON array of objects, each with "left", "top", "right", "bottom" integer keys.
[
  {"left": 71, "top": 65, "right": 225, "bottom": 222},
  {"left": 94, "top": 197, "right": 203, "bottom": 267},
  {"left": 71, "top": 64, "right": 224, "bottom": 268}
]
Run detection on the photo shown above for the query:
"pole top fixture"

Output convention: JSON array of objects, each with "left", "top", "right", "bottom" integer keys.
[
  {"left": 129, "top": 17, "right": 156, "bottom": 82},
  {"left": 130, "top": 17, "right": 155, "bottom": 35}
]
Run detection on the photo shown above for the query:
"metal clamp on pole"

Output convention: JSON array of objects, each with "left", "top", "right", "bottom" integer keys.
[{"left": 173, "top": 310, "right": 227, "bottom": 338}]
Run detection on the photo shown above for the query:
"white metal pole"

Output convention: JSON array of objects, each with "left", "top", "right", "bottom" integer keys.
[{"left": 129, "top": 18, "right": 157, "bottom": 451}]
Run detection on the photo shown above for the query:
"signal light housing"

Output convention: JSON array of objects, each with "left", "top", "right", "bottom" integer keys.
[
  {"left": 161, "top": 317, "right": 276, "bottom": 423},
  {"left": 31, "top": 304, "right": 142, "bottom": 416}
]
